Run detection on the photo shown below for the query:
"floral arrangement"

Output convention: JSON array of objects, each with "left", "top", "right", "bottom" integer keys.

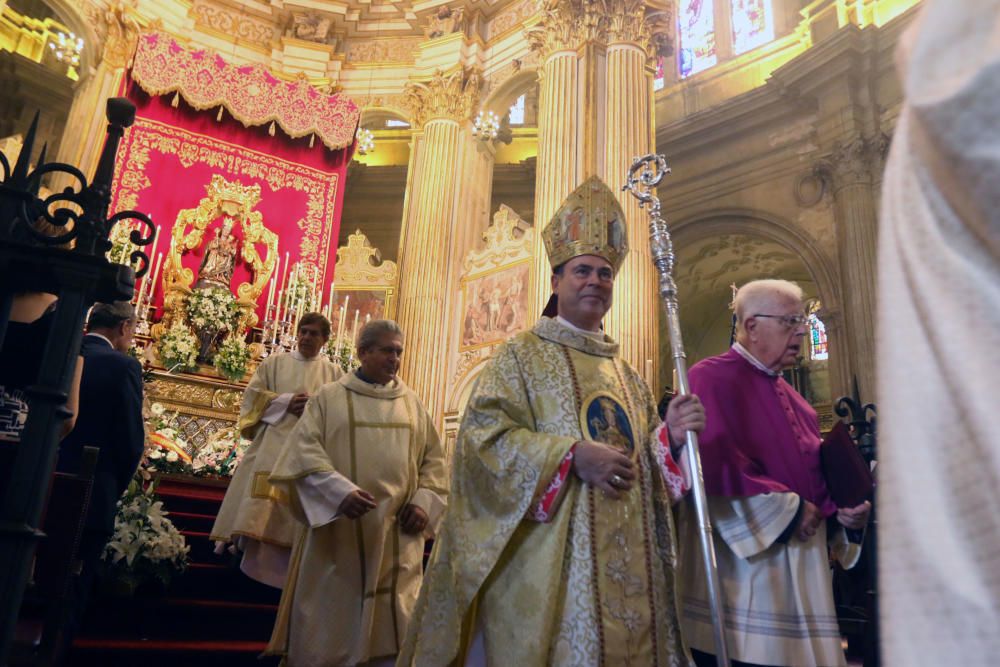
[
  {"left": 102, "top": 471, "right": 189, "bottom": 593},
  {"left": 144, "top": 403, "right": 250, "bottom": 478},
  {"left": 187, "top": 286, "right": 240, "bottom": 334},
  {"left": 157, "top": 321, "right": 199, "bottom": 372},
  {"left": 214, "top": 334, "right": 250, "bottom": 381},
  {"left": 326, "top": 340, "right": 359, "bottom": 374},
  {"left": 190, "top": 427, "right": 248, "bottom": 477},
  {"left": 145, "top": 402, "right": 193, "bottom": 474}
]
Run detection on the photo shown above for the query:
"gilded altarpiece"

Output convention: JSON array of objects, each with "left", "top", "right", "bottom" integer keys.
[
  {"left": 443, "top": 205, "right": 533, "bottom": 455},
  {"left": 327, "top": 230, "right": 398, "bottom": 350}
]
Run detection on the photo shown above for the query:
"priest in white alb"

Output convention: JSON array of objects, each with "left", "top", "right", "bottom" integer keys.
[
  {"left": 265, "top": 319, "right": 448, "bottom": 667},
  {"left": 210, "top": 312, "right": 341, "bottom": 588}
]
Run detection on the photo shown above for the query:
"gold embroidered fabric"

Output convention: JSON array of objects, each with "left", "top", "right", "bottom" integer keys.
[
  {"left": 131, "top": 32, "right": 360, "bottom": 150},
  {"left": 399, "top": 318, "right": 691, "bottom": 667}
]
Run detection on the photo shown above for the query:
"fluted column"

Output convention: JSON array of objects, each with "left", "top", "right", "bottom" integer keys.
[
  {"left": 525, "top": 2, "right": 608, "bottom": 319},
  {"left": 526, "top": 1, "right": 671, "bottom": 383},
  {"left": 825, "top": 135, "right": 886, "bottom": 403},
  {"left": 396, "top": 69, "right": 481, "bottom": 424},
  {"left": 529, "top": 49, "right": 582, "bottom": 316},
  {"left": 601, "top": 3, "right": 669, "bottom": 386}
]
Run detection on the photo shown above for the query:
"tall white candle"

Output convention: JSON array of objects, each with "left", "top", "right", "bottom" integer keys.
[
  {"left": 265, "top": 276, "right": 274, "bottom": 319},
  {"left": 148, "top": 252, "right": 163, "bottom": 308},
  {"left": 335, "top": 304, "right": 345, "bottom": 352},
  {"left": 278, "top": 251, "right": 290, "bottom": 294}
]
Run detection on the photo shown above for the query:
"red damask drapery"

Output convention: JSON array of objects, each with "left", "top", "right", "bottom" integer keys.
[{"left": 109, "top": 32, "right": 360, "bottom": 324}]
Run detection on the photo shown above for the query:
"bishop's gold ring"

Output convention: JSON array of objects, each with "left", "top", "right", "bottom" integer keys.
[{"left": 610, "top": 474, "right": 625, "bottom": 488}]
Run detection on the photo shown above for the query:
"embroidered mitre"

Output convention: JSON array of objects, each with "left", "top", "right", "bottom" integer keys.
[{"left": 542, "top": 176, "right": 629, "bottom": 274}]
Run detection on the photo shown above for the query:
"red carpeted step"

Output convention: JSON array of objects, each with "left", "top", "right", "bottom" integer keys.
[
  {"left": 170, "top": 562, "right": 281, "bottom": 605},
  {"left": 166, "top": 510, "right": 218, "bottom": 534},
  {"left": 180, "top": 529, "right": 223, "bottom": 562},
  {"left": 80, "top": 597, "right": 278, "bottom": 642},
  {"left": 67, "top": 638, "right": 280, "bottom": 667}
]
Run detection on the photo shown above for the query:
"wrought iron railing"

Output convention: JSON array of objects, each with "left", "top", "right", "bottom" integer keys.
[{"left": 0, "top": 97, "right": 155, "bottom": 660}]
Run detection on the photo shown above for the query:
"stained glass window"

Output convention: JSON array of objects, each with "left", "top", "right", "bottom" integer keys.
[
  {"left": 654, "top": 57, "right": 666, "bottom": 90},
  {"left": 808, "top": 312, "right": 829, "bottom": 361},
  {"left": 731, "top": 0, "right": 774, "bottom": 55},
  {"left": 508, "top": 94, "right": 526, "bottom": 126},
  {"left": 678, "top": 0, "right": 717, "bottom": 78}
]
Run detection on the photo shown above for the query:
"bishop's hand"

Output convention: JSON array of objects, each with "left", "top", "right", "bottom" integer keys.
[
  {"left": 665, "top": 393, "right": 706, "bottom": 449},
  {"left": 572, "top": 440, "right": 636, "bottom": 500}
]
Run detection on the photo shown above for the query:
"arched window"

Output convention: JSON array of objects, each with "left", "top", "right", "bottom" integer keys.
[
  {"left": 807, "top": 302, "right": 829, "bottom": 361},
  {"left": 508, "top": 94, "right": 526, "bottom": 126},
  {"left": 732, "top": 0, "right": 774, "bottom": 55},
  {"left": 677, "top": 0, "right": 775, "bottom": 79},
  {"left": 679, "top": 0, "right": 718, "bottom": 78}
]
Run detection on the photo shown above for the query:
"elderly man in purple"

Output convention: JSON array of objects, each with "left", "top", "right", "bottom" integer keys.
[{"left": 678, "top": 279, "right": 870, "bottom": 667}]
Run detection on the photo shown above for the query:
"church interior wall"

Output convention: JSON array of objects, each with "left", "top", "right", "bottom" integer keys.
[{"left": 0, "top": 0, "right": 924, "bottom": 428}]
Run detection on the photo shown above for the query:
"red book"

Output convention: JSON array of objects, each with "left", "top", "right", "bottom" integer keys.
[{"left": 820, "top": 421, "right": 875, "bottom": 508}]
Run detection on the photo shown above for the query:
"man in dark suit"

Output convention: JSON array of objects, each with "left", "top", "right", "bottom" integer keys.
[{"left": 57, "top": 301, "right": 145, "bottom": 641}]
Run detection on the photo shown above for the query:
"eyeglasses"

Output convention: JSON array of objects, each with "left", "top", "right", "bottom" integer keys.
[{"left": 752, "top": 313, "right": 808, "bottom": 328}]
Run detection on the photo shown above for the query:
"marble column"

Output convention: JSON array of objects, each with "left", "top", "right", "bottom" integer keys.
[
  {"left": 526, "top": 0, "right": 671, "bottom": 382},
  {"left": 601, "top": 3, "right": 669, "bottom": 388},
  {"left": 525, "top": 1, "right": 604, "bottom": 319},
  {"left": 396, "top": 69, "right": 481, "bottom": 424},
  {"left": 826, "top": 135, "right": 884, "bottom": 403}
]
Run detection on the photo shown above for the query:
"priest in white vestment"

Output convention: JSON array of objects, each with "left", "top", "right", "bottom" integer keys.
[
  {"left": 265, "top": 319, "right": 448, "bottom": 667},
  {"left": 211, "top": 313, "right": 341, "bottom": 588},
  {"left": 878, "top": 1, "right": 1000, "bottom": 664},
  {"left": 680, "top": 280, "right": 871, "bottom": 667}
]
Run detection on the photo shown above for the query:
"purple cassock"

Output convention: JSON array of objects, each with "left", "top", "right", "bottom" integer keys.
[{"left": 688, "top": 347, "right": 838, "bottom": 518}]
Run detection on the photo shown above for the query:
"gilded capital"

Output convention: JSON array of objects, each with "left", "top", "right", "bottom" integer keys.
[
  {"left": 103, "top": 1, "right": 142, "bottom": 69},
  {"left": 524, "top": 0, "right": 607, "bottom": 58},
  {"left": 605, "top": 0, "right": 673, "bottom": 58},
  {"left": 403, "top": 68, "right": 483, "bottom": 128}
]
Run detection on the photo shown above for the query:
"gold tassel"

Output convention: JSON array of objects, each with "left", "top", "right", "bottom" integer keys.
[
  {"left": 268, "top": 121, "right": 276, "bottom": 137},
  {"left": 309, "top": 133, "right": 315, "bottom": 148},
  {"left": 171, "top": 91, "right": 180, "bottom": 107},
  {"left": 217, "top": 106, "right": 224, "bottom": 122}
]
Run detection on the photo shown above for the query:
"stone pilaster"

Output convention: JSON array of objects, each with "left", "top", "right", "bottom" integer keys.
[
  {"left": 823, "top": 134, "right": 886, "bottom": 403},
  {"left": 396, "top": 68, "right": 481, "bottom": 423}
]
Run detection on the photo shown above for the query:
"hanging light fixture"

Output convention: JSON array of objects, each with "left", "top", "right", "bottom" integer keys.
[
  {"left": 353, "top": 16, "right": 383, "bottom": 158},
  {"left": 472, "top": 109, "right": 500, "bottom": 141},
  {"left": 356, "top": 127, "right": 375, "bottom": 155},
  {"left": 49, "top": 31, "right": 83, "bottom": 67}
]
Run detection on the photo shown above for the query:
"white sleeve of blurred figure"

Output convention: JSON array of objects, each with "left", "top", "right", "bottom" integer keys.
[{"left": 878, "top": 2, "right": 1000, "bottom": 666}]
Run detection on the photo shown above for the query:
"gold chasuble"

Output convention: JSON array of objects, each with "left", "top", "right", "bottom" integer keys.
[
  {"left": 211, "top": 352, "right": 340, "bottom": 571},
  {"left": 266, "top": 373, "right": 449, "bottom": 666},
  {"left": 399, "top": 317, "right": 691, "bottom": 667}
]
